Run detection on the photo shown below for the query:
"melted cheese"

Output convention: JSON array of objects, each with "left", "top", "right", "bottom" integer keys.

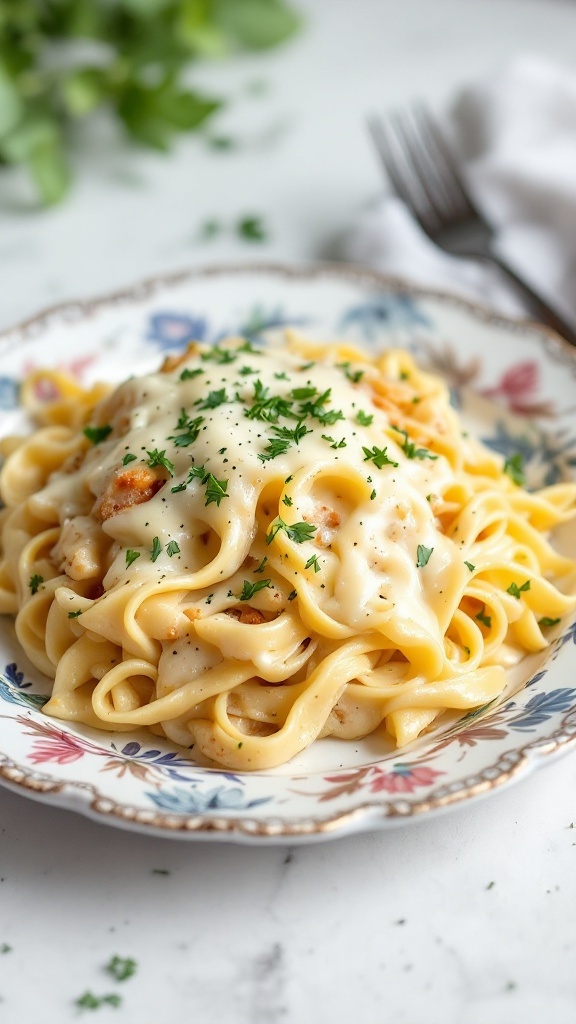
[{"left": 1, "top": 334, "right": 575, "bottom": 769}]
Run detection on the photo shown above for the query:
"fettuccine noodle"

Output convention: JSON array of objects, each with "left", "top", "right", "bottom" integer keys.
[{"left": 1, "top": 333, "right": 574, "bottom": 769}]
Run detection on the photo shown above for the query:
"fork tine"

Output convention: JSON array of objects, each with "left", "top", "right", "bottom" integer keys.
[
  {"left": 411, "top": 103, "right": 479, "bottom": 222},
  {"left": 368, "top": 114, "right": 441, "bottom": 235}
]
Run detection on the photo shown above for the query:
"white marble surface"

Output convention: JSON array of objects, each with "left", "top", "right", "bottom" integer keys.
[{"left": 2, "top": 1, "right": 576, "bottom": 1021}]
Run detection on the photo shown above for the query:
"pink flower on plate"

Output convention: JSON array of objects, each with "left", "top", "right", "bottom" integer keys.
[
  {"left": 27, "top": 731, "right": 88, "bottom": 765},
  {"left": 481, "top": 360, "right": 554, "bottom": 416},
  {"left": 369, "top": 765, "right": 443, "bottom": 794}
]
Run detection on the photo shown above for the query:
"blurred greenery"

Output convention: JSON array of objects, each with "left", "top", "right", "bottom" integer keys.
[{"left": 0, "top": 0, "right": 301, "bottom": 205}]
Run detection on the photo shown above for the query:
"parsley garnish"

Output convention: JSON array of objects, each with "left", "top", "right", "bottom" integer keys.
[
  {"left": 321, "top": 434, "right": 346, "bottom": 449},
  {"left": 239, "top": 578, "right": 272, "bottom": 601},
  {"left": 464, "top": 561, "right": 475, "bottom": 572},
  {"left": 75, "top": 991, "right": 121, "bottom": 1010},
  {"left": 503, "top": 453, "right": 526, "bottom": 486},
  {"left": 254, "top": 556, "right": 268, "bottom": 574},
  {"left": 201, "top": 346, "right": 237, "bottom": 365},
  {"left": 298, "top": 387, "right": 343, "bottom": 425},
  {"left": 180, "top": 367, "right": 204, "bottom": 380},
  {"left": 244, "top": 380, "right": 293, "bottom": 423},
  {"left": 282, "top": 494, "right": 293, "bottom": 506},
  {"left": 271, "top": 421, "right": 311, "bottom": 444},
  {"left": 145, "top": 449, "right": 174, "bottom": 476},
  {"left": 150, "top": 537, "right": 162, "bottom": 562},
  {"left": 266, "top": 517, "right": 317, "bottom": 545},
  {"left": 336, "top": 361, "right": 364, "bottom": 383},
  {"left": 106, "top": 955, "right": 137, "bottom": 982},
  {"left": 237, "top": 215, "right": 268, "bottom": 242},
  {"left": 204, "top": 474, "right": 229, "bottom": 506},
  {"left": 476, "top": 606, "right": 492, "bottom": 628},
  {"left": 416, "top": 544, "right": 433, "bottom": 568},
  {"left": 362, "top": 445, "right": 399, "bottom": 469},
  {"left": 122, "top": 453, "right": 137, "bottom": 465},
  {"left": 171, "top": 464, "right": 206, "bottom": 493},
  {"left": 68, "top": 609, "right": 82, "bottom": 618},
  {"left": 539, "top": 617, "right": 561, "bottom": 627},
  {"left": 290, "top": 385, "right": 317, "bottom": 400},
  {"left": 29, "top": 574, "right": 43, "bottom": 595},
  {"left": 392, "top": 425, "right": 437, "bottom": 461},
  {"left": 239, "top": 365, "right": 256, "bottom": 376},
  {"left": 370, "top": 489, "right": 376, "bottom": 500},
  {"left": 196, "top": 388, "right": 228, "bottom": 410},
  {"left": 305, "top": 555, "right": 321, "bottom": 573},
  {"left": 168, "top": 413, "right": 204, "bottom": 448},
  {"left": 287, "top": 589, "right": 298, "bottom": 601},
  {"left": 258, "top": 438, "right": 292, "bottom": 462},
  {"left": 356, "top": 410, "right": 373, "bottom": 426},
  {"left": 507, "top": 580, "right": 531, "bottom": 598},
  {"left": 83, "top": 424, "right": 112, "bottom": 445},
  {"left": 166, "top": 540, "right": 180, "bottom": 557},
  {"left": 125, "top": 549, "right": 140, "bottom": 568}
]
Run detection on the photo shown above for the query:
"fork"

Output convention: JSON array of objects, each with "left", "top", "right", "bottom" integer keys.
[{"left": 368, "top": 103, "right": 576, "bottom": 348}]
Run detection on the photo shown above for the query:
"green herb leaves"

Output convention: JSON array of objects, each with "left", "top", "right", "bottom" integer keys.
[
  {"left": 266, "top": 517, "right": 317, "bottom": 545},
  {"left": 29, "top": 574, "right": 43, "bottom": 595},
  {"left": 239, "top": 578, "right": 272, "bottom": 601},
  {"left": 83, "top": 425, "right": 112, "bottom": 445},
  {"left": 506, "top": 580, "right": 531, "bottom": 599},
  {"left": 362, "top": 445, "right": 398, "bottom": 470},
  {"left": 416, "top": 544, "right": 433, "bottom": 568},
  {"left": 0, "top": 1, "right": 300, "bottom": 205},
  {"left": 503, "top": 453, "right": 526, "bottom": 486}
]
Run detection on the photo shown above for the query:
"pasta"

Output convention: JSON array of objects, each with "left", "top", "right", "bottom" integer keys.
[{"left": 1, "top": 333, "right": 575, "bottom": 770}]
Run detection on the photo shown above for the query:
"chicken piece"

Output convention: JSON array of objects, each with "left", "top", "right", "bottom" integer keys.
[
  {"left": 94, "top": 466, "right": 165, "bottom": 522},
  {"left": 226, "top": 606, "right": 268, "bottom": 624},
  {"left": 52, "top": 515, "right": 108, "bottom": 580}
]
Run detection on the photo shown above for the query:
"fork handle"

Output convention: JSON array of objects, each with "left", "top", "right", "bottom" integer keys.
[{"left": 485, "top": 251, "right": 576, "bottom": 348}]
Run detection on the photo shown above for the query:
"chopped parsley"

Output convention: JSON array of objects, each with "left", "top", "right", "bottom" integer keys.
[
  {"left": 75, "top": 991, "right": 121, "bottom": 1010},
  {"left": 239, "top": 365, "right": 256, "bottom": 376},
  {"left": 204, "top": 474, "right": 229, "bottom": 507},
  {"left": 196, "top": 388, "right": 228, "bottom": 410},
  {"left": 539, "top": 617, "right": 561, "bottom": 627},
  {"left": 237, "top": 215, "right": 268, "bottom": 242},
  {"left": 29, "top": 574, "right": 43, "bottom": 594},
  {"left": 254, "top": 556, "right": 268, "bottom": 574},
  {"left": 282, "top": 494, "right": 293, "bottom": 506},
  {"left": 68, "top": 609, "right": 82, "bottom": 618},
  {"left": 476, "top": 606, "right": 492, "bottom": 628},
  {"left": 239, "top": 578, "right": 272, "bottom": 601},
  {"left": 106, "top": 955, "right": 138, "bottom": 982},
  {"left": 125, "top": 549, "right": 140, "bottom": 568},
  {"left": 305, "top": 555, "right": 321, "bottom": 573},
  {"left": 258, "top": 437, "right": 292, "bottom": 462},
  {"left": 503, "top": 453, "right": 526, "bottom": 486},
  {"left": 270, "top": 421, "right": 311, "bottom": 444},
  {"left": 145, "top": 449, "right": 174, "bottom": 476},
  {"left": 362, "top": 445, "right": 399, "bottom": 469},
  {"left": 356, "top": 410, "right": 374, "bottom": 426},
  {"left": 179, "top": 367, "right": 204, "bottom": 380},
  {"left": 321, "top": 434, "right": 347, "bottom": 449},
  {"left": 464, "top": 561, "right": 475, "bottom": 572},
  {"left": 287, "top": 589, "right": 298, "bottom": 601},
  {"left": 168, "top": 412, "right": 204, "bottom": 447},
  {"left": 507, "top": 580, "right": 531, "bottom": 599},
  {"left": 200, "top": 346, "right": 237, "bottom": 365},
  {"left": 83, "top": 424, "right": 112, "bottom": 445},
  {"left": 392, "top": 425, "right": 437, "bottom": 461},
  {"left": 298, "top": 387, "right": 344, "bottom": 426},
  {"left": 244, "top": 380, "right": 293, "bottom": 423},
  {"left": 122, "top": 453, "right": 137, "bottom": 465},
  {"left": 336, "top": 361, "right": 364, "bottom": 383},
  {"left": 166, "top": 540, "right": 180, "bottom": 557},
  {"left": 171, "top": 464, "right": 206, "bottom": 493},
  {"left": 266, "top": 517, "right": 317, "bottom": 545},
  {"left": 416, "top": 544, "right": 433, "bottom": 568},
  {"left": 150, "top": 537, "right": 162, "bottom": 562}
]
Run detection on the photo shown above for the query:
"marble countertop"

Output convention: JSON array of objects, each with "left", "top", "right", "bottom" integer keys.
[{"left": 2, "top": 2, "right": 576, "bottom": 1021}]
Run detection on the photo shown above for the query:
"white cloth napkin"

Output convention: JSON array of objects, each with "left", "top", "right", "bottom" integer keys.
[{"left": 344, "top": 55, "right": 576, "bottom": 328}]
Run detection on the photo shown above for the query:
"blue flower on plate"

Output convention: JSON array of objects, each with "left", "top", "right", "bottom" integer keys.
[
  {"left": 0, "top": 377, "right": 19, "bottom": 410},
  {"left": 0, "top": 662, "right": 48, "bottom": 710},
  {"left": 146, "top": 783, "right": 271, "bottom": 814},
  {"left": 339, "top": 294, "right": 431, "bottom": 341},
  {"left": 147, "top": 312, "right": 208, "bottom": 351},
  {"left": 506, "top": 688, "right": 576, "bottom": 731}
]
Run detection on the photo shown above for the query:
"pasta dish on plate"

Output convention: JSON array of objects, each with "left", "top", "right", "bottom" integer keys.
[{"left": 0, "top": 332, "right": 574, "bottom": 770}]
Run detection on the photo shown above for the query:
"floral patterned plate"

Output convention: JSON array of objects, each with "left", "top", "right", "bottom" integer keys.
[{"left": 1, "top": 263, "right": 575, "bottom": 843}]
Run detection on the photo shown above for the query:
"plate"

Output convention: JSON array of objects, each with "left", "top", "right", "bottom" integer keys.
[{"left": 1, "top": 262, "right": 575, "bottom": 843}]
